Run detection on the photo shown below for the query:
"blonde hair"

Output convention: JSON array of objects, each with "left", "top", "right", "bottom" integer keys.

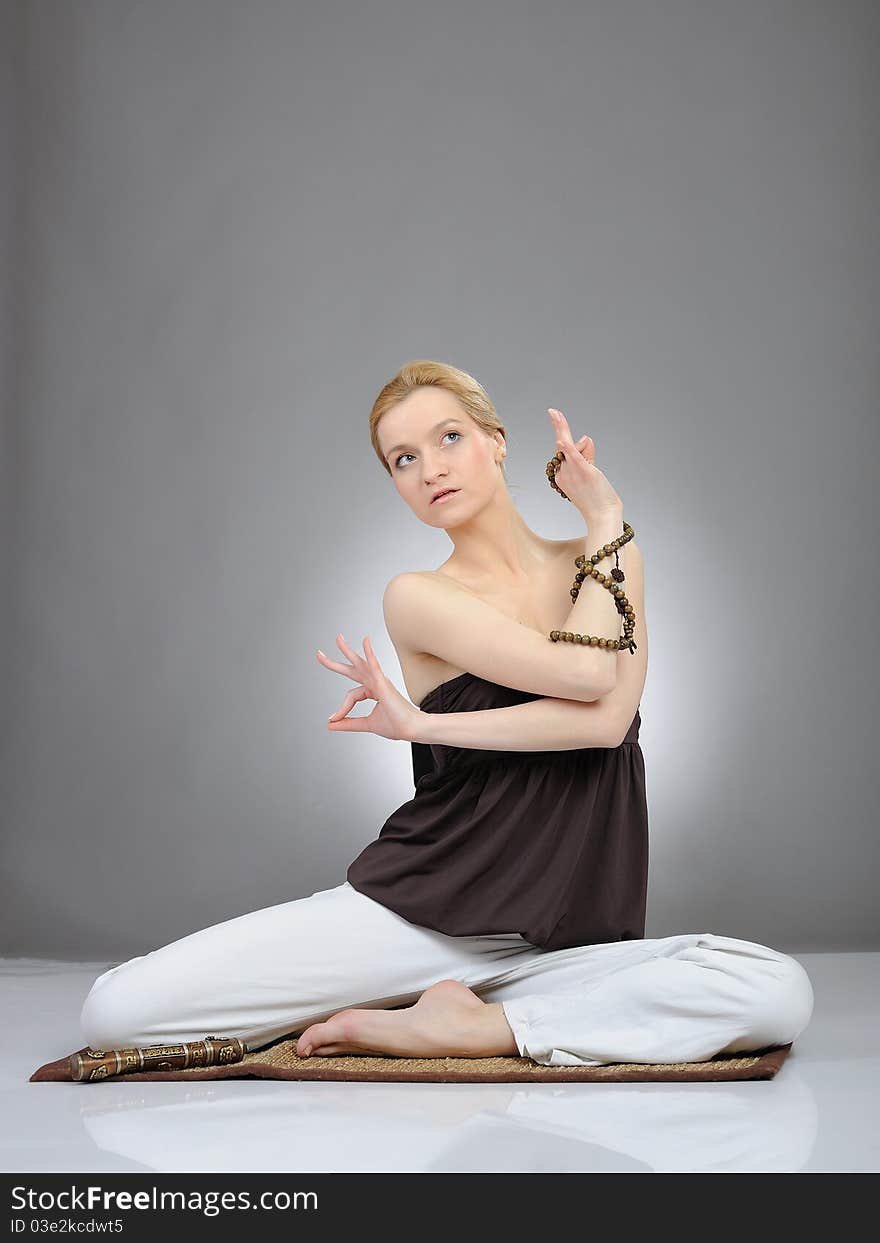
[{"left": 370, "top": 359, "right": 507, "bottom": 481}]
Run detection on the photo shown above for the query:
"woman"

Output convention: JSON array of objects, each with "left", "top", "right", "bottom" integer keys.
[{"left": 80, "top": 361, "right": 814, "bottom": 1067}]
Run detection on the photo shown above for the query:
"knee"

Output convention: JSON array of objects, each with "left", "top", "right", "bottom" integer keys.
[
  {"left": 748, "top": 954, "right": 815, "bottom": 1048},
  {"left": 79, "top": 959, "right": 151, "bottom": 1050}
]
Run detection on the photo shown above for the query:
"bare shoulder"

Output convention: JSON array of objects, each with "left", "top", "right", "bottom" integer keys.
[
  {"left": 381, "top": 570, "right": 457, "bottom": 650},
  {"left": 382, "top": 569, "right": 470, "bottom": 640},
  {"left": 385, "top": 566, "right": 478, "bottom": 602},
  {"left": 383, "top": 568, "right": 459, "bottom": 599},
  {"left": 380, "top": 560, "right": 612, "bottom": 703}
]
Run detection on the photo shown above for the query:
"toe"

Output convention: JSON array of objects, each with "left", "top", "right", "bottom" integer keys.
[
  {"left": 296, "top": 1024, "right": 322, "bottom": 1056},
  {"left": 297, "top": 1014, "right": 357, "bottom": 1056}
]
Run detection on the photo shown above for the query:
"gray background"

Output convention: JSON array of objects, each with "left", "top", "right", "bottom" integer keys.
[{"left": 2, "top": 0, "right": 877, "bottom": 957}]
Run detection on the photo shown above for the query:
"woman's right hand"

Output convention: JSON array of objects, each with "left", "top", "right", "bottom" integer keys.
[
  {"left": 547, "top": 407, "right": 624, "bottom": 521},
  {"left": 319, "top": 634, "right": 422, "bottom": 743}
]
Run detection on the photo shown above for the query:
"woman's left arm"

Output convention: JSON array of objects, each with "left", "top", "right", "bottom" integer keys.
[
  {"left": 319, "top": 545, "right": 646, "bottom": 752},
  {"left": 414, "top": 542, "right": 647, "bottom": 752},
  {"left": 582, "top": 538, "right": 647, "bottom": 747}
]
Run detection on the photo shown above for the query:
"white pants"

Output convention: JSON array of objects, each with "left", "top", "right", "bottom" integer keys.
[{"left": 79, "top": 880, "right": 815, "bottom": 1067}]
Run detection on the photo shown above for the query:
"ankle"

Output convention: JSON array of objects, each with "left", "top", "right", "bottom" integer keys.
[{"left": 471, "top": 1003, "right": 518, "bottom": 1056}]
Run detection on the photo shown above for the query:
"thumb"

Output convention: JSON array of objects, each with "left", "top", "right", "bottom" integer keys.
[{"left": 578, "top": 434, "right": 596, "bottom": 463}]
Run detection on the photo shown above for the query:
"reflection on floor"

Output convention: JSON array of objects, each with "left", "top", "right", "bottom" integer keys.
[{"left": 3, "top": 952, "right": 876, "bottom": 1173}]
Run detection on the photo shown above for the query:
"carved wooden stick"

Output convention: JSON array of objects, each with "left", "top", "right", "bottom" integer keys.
[{"left": 69, "top": 1035, "right": 246, "bottom": 1081}]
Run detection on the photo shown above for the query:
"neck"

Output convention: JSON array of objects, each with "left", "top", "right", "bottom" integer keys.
[{"left": 443, "top": 487, "right": 550, "bottom": 585}]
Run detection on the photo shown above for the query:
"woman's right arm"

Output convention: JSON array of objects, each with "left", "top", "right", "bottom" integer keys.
[{"left": 412, "top": 693, "right": 620, "bottom": 751}]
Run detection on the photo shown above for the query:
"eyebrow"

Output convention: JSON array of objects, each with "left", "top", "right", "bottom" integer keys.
[{"left": 384, "top": 419, "right": 463, "bottom": 461}]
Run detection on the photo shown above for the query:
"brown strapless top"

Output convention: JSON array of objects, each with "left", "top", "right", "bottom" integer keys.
[{"left": 346, "top": 670, "right": 647, "bottom": 951}]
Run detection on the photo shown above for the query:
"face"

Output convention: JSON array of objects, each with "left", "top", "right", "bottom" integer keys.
[{"left": 379, "top": 387, "right": 503, "bottom": 524}]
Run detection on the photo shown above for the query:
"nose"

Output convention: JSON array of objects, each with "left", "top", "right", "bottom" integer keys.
[{"left": 423, "top": 468, "right": 449, "bottom": 489}]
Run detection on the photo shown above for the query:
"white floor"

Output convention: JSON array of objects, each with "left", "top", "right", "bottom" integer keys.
[{"left": 3, "top": 952, "right": 877, "bottom": 1173}]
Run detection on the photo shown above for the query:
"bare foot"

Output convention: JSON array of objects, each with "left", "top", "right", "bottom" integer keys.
[{"left": 295, "top": 979, "right": 518, "bottom": 1059}]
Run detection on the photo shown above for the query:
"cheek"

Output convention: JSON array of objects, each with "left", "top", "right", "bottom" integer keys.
[{"left": 397, "top": 478, "right": 421, "bottom": 507}]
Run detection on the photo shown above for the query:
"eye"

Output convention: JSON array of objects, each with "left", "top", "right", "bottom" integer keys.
[{"left": 395, "top": 430, "right": 461, "bottom": 469}]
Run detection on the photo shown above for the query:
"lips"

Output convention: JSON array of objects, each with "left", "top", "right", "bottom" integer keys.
[{"left": 431, "top": 489, "right": 459, "bottom": 503}]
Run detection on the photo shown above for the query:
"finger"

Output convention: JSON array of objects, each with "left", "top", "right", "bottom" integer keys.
[
  {"left": 335, "top": 633, "right": 365, "bottom": 669},
  {"left": 363, "top": 635, "right": 383, "bottom": 674},
  {"left": 554, "top": 422, "right": 582, "bottom": 458},
  {"left": 565, "top": 432, "right": 593, "bottom": 458},
  {"left": 549, "top": 407, "right": 573, "bottom": 441},
  {"left": 549, "top": 407, "right": 574, "bottom": 443},
  {"left": 556, "top": 433, "right": 589, "bottom": 470},
  {"left": 550, "top": 410, "right": 593, "bottom": 464},
  {"left": 577, "top": 434, "right": 596, "bottom": 464},
  {"left": 316, "top": 648, "right": 357, "bottom": 678},
  {"left": 327, "top": 687, "right": 361, "bottom": 720},
  {"left": 327, "top": 686, "right": 370, "bottom": 729},
  {"left": 549, "top": 407, "right": 578, "bottom": 448},
  {"left": 327, "top": 715, "right": 369, "bottom": 731}
]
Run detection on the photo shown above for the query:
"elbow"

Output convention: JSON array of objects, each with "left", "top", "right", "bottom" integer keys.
[
  {"left": 591, "top": 649, "right": 618, "bottom": 699},
  {"left": 568, "top": 651, "right": 617, "bottom": 703},
  {"left": 600, "top": 654, "right": 618, "bottom": 697}
]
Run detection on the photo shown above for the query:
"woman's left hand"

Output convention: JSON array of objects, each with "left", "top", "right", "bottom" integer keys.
[
  {"left": 547, "top": 408, "right": 624, "bottom": 522},
  {"left": 317, "top": 634, "right": 422, "bottom": 742}
]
